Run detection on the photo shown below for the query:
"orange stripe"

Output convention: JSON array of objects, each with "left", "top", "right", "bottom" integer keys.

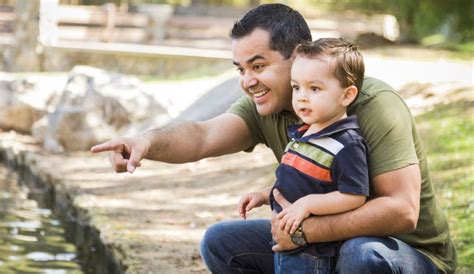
[{"left": 281, "top": 152, "right": 332, "bottom": 182}]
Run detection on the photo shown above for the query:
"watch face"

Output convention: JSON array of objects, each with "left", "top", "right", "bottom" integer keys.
[{"left": 291, "top": 233, "right": 307, "bottom": 247}]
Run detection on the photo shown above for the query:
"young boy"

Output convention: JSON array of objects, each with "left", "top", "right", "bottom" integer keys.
[{"left": 238, "top": 38, "right": 369, "bottom": 273}]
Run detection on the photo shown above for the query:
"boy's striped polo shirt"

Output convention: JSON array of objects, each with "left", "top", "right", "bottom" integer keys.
[{"left": 270, "top": 115, "right": 370, "bottom": 256}]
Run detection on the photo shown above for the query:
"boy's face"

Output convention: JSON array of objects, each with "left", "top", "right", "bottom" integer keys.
[
  {"left": 232, "top": 28, "right": 294, "bottom": 116},
  {"left": 291, "top": 56, "right": 351, "bottom": 129}
]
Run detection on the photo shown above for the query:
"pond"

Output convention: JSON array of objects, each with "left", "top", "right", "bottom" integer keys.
[{"left": 0, "top": 164, "right": 83, "bottom": 273}]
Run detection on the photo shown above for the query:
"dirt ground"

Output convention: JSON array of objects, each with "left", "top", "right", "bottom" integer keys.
[
  {"left": 0, "top": 50, "right": 472, "bottom": 273},
  {"left": 1, "top": 134, "right": 277, "bottom": 273}
]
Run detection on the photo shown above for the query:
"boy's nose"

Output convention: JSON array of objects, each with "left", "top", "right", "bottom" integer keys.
[{"left": 297, "top": 96, "right": 309, "bottom": 102}]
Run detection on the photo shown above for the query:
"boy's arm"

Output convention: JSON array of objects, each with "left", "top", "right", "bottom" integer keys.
[
  {"left": 259, "top": 186, "right": 273, "bottom": 204},
  {"left": 303, "top": 191, "right": 366, "bottom": 216}
]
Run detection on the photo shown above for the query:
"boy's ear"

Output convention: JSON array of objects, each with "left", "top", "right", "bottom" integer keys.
[{"left": 342, "top": 85, "right": 358, "bottom": 107}]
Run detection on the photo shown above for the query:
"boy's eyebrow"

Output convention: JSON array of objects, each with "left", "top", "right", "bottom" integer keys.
[{"left": 232, "top": 54, "right": 266, "bottom": 66}]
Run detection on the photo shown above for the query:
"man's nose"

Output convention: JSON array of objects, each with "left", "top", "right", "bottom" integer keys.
[{"left": 242, "top": 71, "right": 257, "bottom": 89}]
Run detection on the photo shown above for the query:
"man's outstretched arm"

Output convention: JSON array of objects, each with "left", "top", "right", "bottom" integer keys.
[
  {"left": 91, "top": 113, "right": 254, "bottom": 173},
  {"left": 271, "top": 164, "right": 421, "bottom": 251}
]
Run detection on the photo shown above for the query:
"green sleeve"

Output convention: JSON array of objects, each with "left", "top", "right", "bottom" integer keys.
[
  {"left": 226, "top": 96, "right": 263, "bottom": 151},
  {"left": 355, "top": 91, "right": 419, "bottom": 178}
]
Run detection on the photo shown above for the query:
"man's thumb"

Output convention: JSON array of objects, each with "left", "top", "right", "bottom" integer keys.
[
  {"left": 273, "top": 189, "right": 291, "bottom": 209},
  {"left": 127, "top": 150, "right": 142, "bottom": 174}
]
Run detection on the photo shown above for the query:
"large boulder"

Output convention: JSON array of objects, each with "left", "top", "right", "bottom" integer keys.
[
  {"left": 0, "top": 76, "right": 63, "bottom": 134},
  {"left": 32, "top": 66, "right": 170, "bottom": 152},
  {"left": 175, "top": 76, "right": 242, "bottom": 122},
  {"left": 1, "top": 66, "right": 244, "bottom": 152}
]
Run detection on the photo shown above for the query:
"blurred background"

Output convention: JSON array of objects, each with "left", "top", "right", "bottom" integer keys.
[
  {"left": 0, "top": 0, "right": 472, "bottom": 273},
  {"left": 0, "top": 0, "right": 472, "bottom": 73}
]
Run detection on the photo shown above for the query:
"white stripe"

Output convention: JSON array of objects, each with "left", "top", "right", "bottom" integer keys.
[{"left": 308, "top": 137, "right": 344, "bottom": 155}]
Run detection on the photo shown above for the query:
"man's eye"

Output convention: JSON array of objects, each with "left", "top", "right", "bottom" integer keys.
[
  {"left": 236, "top": 67, "right": 244, "bottom": 75},
  {"left": 253, "top": 64, "right": 264, "bottom": 71},
  {"left": 292, "top": 85, "right": 299, "bottom": 91}
]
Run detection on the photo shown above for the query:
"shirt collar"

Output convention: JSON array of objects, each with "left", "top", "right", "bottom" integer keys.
[{"left": 287, "top": 115, "right": 360, "bottom": 141}]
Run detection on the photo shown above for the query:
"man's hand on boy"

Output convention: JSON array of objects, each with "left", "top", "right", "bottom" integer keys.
[
  {"left": 238, "top": 192, "right": 266, "bottom": 219},
  {"left": 277, "top": 196, "right": 311, "bottom": 234},
  {"left": 271, "top": 189, "right": 299, "bottom": 252}
]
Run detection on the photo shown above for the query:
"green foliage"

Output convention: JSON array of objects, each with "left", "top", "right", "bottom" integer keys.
[
  {"left": 416, "top": 99, "right": 474, "bottom": 271},
  {"left": 310, "top": 0, "right": 473, "bottom": 43}
]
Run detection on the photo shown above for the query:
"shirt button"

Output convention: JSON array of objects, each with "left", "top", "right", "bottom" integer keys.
[{"left": 293, "top": 143, "right": 299, "bottom": 149}]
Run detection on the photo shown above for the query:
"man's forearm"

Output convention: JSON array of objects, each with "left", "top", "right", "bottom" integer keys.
[
  {"left": 142, "top": 122, "right": 206, "bottom": 163},
  {"left": 303, "top": 196, "right": 417, "bottom": 243}
]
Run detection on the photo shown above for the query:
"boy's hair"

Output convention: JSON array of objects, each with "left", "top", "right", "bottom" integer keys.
[
  {"left": 230, "top": 3, "right": 312, "bottom": 59},
  {"left": 295, "top": 38, "right": 365, "bottom": 92}
]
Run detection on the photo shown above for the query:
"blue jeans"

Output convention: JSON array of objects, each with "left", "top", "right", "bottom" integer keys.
[
  {"left": 200, "top": 219, "right": 439, "bottom": 274},
  {"left": 274, "top": 251, "right": 335, "bottom": 274}
]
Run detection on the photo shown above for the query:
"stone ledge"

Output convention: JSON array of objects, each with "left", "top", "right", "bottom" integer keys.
[{"left": 0, "top": 132, "right": 276, "bottom": 273}]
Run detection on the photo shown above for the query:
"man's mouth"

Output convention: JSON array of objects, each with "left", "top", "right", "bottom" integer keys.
[{"left": 253, "top": 89, "right": 269, "bottom": 98}]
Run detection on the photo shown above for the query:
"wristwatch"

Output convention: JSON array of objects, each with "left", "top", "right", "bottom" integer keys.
[{"left": 290, "top": 224, "right": 308, "bottom": 247}]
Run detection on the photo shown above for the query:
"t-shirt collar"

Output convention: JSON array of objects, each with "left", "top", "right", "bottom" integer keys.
[{"left": 287, "top": 115, "right": 360, "bottom": 141}]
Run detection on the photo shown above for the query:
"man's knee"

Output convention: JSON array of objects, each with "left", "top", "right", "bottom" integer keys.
[
  {"left": 336, "top": 237, "right": 394, "bottom": 274},
  {"left": 200, "top": 221, "right": 229, "bottom": 261}
]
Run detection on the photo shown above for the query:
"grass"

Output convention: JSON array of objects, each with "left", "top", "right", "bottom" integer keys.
[
  {"left": 362, "top": 40, "right": 474, "bottom": 62},
  {"left": 415, "top": 99, "right": 474, "bottom": 272}
]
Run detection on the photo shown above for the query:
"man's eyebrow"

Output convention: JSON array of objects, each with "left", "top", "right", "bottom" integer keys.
[
  {"left": 232, "top": 55, "right": 266, "bottom": 66},
  {"left": 246, "top": 55, "right": 265, "bottom": 64}
]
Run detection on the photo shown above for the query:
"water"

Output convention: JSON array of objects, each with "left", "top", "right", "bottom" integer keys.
[{"left": 0, "top": 165, "right": 83, "bottom": 273}]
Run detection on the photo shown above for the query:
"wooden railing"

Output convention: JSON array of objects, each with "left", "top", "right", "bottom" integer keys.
[
  {"left": 0, "top": 5, "right": 14, "bottom": 45},
  {"left": 57, "top": 4, "right": 152, "bottom": 43}
]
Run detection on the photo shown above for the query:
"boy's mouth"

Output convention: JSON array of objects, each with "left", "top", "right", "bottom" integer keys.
[{"left": 299, "top": 108, "right": 312, "bottom": 115}]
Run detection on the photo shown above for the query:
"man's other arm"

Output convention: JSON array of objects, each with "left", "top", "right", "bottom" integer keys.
[
  {"left": 304, "top": 164, "right": 421, "bottom": 242},
  {"left": 271, "top": 164, "right": 421, "bottom": 251}
]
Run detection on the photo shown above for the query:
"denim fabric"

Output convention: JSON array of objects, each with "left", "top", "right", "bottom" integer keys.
[
  {"left": 200, "top": 219, "right": 274, "bottom": 274},
  {"left": 200, "top": 219, "right": 438, "bottom": 274},
  {"left": 336, "top": 236, "right": 439, "bottom": 274},
  {"left": 274, "top": 252, "right": 335, "bottom": 274}
]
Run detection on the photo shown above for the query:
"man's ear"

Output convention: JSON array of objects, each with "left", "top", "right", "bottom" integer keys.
[
  {"left": 290, "top": 46, "right": 300, "bottom": 61},
  {"left": 342, "top": 85, "right": 358, "bottom": 107}
]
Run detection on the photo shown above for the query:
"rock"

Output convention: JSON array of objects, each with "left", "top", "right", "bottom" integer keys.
[
  {"left": 33, "top": 66, "right": 170, "bottom": 152},
  {"left": 175, "top": 77, "right": 242, "bottom": 122},
  {"left": 2, "top": 66, "right": 243, "bottom": 152},
  {"left": 0, "top": 79, "right": 50, "bottom": 134},
  {"left": 355, "top": 32, "right": 395, "bottom": 48}
]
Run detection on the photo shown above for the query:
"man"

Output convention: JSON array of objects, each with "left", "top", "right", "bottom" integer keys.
[{"left": 91, "top": 4, "right": 456, "bottom": 274}]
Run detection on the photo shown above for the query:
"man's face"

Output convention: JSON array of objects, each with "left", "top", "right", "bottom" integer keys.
[{"left": 232, "top": 29, "right": 294, "bottom": 116}]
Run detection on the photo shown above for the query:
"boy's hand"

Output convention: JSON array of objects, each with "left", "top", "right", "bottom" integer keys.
[
  {"left": 238, "top": 192, "right": 266, "bottom": 219},
  {"left": 277, "top": 196, "right": 311, "bottom": 234}
]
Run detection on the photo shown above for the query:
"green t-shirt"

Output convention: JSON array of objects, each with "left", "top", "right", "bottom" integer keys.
[{"left": 227, "top": 77, "right": 456, "bottom": 274}]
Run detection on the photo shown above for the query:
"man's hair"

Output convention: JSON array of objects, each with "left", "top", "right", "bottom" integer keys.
[
  {"left": 295, "top": 38, "right": 365, "bottom": 92},
  {"left": 230, "top": 3, "right": 312, "bottom": 59}
]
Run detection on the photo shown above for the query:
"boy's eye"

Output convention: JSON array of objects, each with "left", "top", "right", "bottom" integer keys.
[
  {"left": 291, "top": 85, "right": 299, "bottom": 91},
  {"left": 311, "top": 86, "right": 320, "bottom": 92}
]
